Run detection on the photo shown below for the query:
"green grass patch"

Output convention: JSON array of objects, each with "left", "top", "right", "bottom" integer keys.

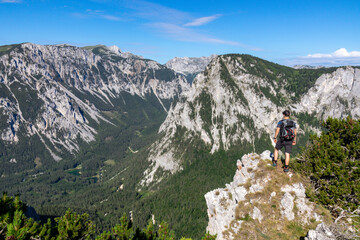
[
  {"left": 102, "top": 111, "right": 127, "bottom": 126},
  {"left": 286, "top": 222, "right": 306, "bottom": 236},
  {"left": 67, "top": 169, "right": 81, "bottom": 176},
  {"left": 239, "top": 213, "right": 252, "bottom": 221}
]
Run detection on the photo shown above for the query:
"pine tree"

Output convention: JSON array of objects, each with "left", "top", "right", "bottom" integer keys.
[{"left": 293, "top": 117, "right": 360, "bottom": 211}]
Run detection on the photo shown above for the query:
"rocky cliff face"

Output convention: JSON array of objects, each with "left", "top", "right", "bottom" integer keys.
[
  {"left": 295, "top": 66, "right": 360, "bottom": 120},
  {"left": 142, "top": 54, "right": 360, "bottom": 186},
  {"left": 0, "top": 43, "right": 189, "bottom": 160},
  {"left": 204, "top": 151, "right": 332, "bottom": 239}
]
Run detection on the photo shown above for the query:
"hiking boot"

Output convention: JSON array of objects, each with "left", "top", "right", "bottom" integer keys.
[
  {"left": 283, "top": 166, "right": 289, "bottom": 172},
  {"left": 270, "top": 153, "right": 277, "bottom": 167},
  {"left": 272, "top": 160, "right": 277, "bottom": 167}
]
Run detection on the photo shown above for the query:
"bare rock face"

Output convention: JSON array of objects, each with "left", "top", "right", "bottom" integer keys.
[
  {"left": 305, "top": 223, "right": 336, "bottom": 240},
  {"left": 295, "top": 67, "right": 360, "bottom": 119},
  {"left": 204, "top": 151, "right": 331, "bottom": 240}
]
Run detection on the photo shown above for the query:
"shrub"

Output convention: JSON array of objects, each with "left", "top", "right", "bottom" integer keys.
[{"left": 292, "top": 117, "right": 360, "bottom": 211}]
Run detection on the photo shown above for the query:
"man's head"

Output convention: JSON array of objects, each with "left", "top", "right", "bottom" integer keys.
[{"left": 282, "top": 110, "right": 291, "bottom": 117}]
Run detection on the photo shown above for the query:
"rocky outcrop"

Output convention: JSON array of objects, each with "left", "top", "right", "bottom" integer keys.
[
  {"left": 204, "top": 151, "right": 331, "bottom": 240},
  {"left": 305, "top": 223, "right": 336, "bottom": 240}
]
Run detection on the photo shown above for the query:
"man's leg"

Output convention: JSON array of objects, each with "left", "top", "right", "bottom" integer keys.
[
  {"left": 285, "top": 152, "right": 290, "bottom": 166},
  {"left": 274, "top": 148, "right": 279, "bottom": 161},
  {"left": 283, "top": 143, "right": 292, "bottom": 172}
]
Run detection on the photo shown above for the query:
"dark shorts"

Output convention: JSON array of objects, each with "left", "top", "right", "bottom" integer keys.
[{"left": 275, "top": 139, "right": 293, "bottom": 153}]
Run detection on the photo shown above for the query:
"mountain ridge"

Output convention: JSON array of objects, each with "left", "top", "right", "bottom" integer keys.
[{"left": 142, "top": 54, "right": 360, "bottom": 187}]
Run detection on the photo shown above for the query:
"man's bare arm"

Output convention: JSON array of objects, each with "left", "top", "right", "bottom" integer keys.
[
  {"left": 293, "top": 128, "right": 297, "bottom": 145},
  {"left": 274, "top": 127, "right": 280, "bottom": 143}
]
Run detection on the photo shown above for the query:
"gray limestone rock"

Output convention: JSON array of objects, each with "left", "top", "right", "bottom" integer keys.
[
  {"left": 305, "top": 223, "right": 336, "bottom": 240},
  {"left": 280, "top": 192, "right": 295, "bottom": 221}
]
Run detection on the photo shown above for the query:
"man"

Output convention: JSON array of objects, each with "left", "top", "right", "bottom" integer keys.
[{"left": 272, "top": 110, "right": 297, "bottom": 172}]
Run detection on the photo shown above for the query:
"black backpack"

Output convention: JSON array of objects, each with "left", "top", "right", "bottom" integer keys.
[{"left": 280, "top": 119, "right": 295, "bottom": 140}]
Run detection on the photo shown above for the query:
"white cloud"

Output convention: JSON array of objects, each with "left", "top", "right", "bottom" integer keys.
[
  {"left": 136, "top": 1, "right": 262, "bottom": 50},
  {"left": 149, "top": 22, "right": 262, "bottom": 51},
  {"left": 284, "top": 48, "right": 360, "bottom": 66},
  {"left": 306, "top": 48, "right": 360, "bottom": 58},
  {"left": 99, "top": 14, "right": 121, "bottom": 21},
  {"left": 73, "top": 9, "right": 121, "bottom": 21},
  {"left": 150, "top": 22, "right": 237, "bottom": 45},
  {"left": 124, "top": 0, "right": 189, "bottom": 24},
  {"left": 89, "top": 0, "right": 262, "bottom": 51},
  {"left": 1, "top": 0, "right": 22, "bottom": 3},
  {"left": 184, "top": 14, "right": 221, "bottom": 27}
]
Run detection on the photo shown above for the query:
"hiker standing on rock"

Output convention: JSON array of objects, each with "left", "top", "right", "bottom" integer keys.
[{"left": 272, "top": 110, "right": 297, "bottom": 172}]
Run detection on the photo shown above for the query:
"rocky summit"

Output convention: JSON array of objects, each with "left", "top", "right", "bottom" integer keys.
[{"left": 205, "top": 151, "right": 333, "bottom": 240}]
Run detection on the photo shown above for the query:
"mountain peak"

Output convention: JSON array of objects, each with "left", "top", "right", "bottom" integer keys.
[{"left": 107, "top": 45, "right": 122, "bottom": 55}]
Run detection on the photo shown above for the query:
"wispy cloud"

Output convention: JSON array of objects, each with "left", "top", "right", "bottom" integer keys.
[
  {"left": 80, "top": 0, "right": 262, "bottom": 50},
  {"left": 73, "top": 9, "right": 121, "bottom": 21},
  {"left": 184, "top": 14, "right": 222, "bottom": 27},
  {"left": 149, "top": 22, "right": 262, "bottom": 50},
  {"left": 122, "top": 1, "right": 259, "bottom": 49},
  {"left": 124, "top": 0, "right": 189, "bottom": 24},
  {"left": 150, "top": 22, "right": 237, "bottom": 45},
  {"left": 284, "top": 48, "right": 360, "bottom": 66},
  {"left": 100, "top": 14, "right": 121, "bottom": 21},
  {"left": 1, "top": 0, "right": 22, "bottom": 3}
]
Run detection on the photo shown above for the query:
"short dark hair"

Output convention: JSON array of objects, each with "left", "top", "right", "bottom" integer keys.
[{"left": 283, "top": 110, "right": 290, "bottom": 116}]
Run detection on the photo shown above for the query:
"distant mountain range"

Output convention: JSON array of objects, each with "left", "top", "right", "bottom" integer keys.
[
  {"left": 166, "top": 55, "right": 217, "bottom": 83},
  {"left": 166, "top": 55, "right": 216, "bottom": 75},
  {"left": 293, "top": 64, "right": 327, "bottom": 69},
  {"left": 0, "top": 43, "right": 359, "bottom": 238}
]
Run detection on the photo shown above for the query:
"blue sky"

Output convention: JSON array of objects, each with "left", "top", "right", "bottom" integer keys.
[{"left": 1, "top": 0, "right": 359, "bottom": 66}]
